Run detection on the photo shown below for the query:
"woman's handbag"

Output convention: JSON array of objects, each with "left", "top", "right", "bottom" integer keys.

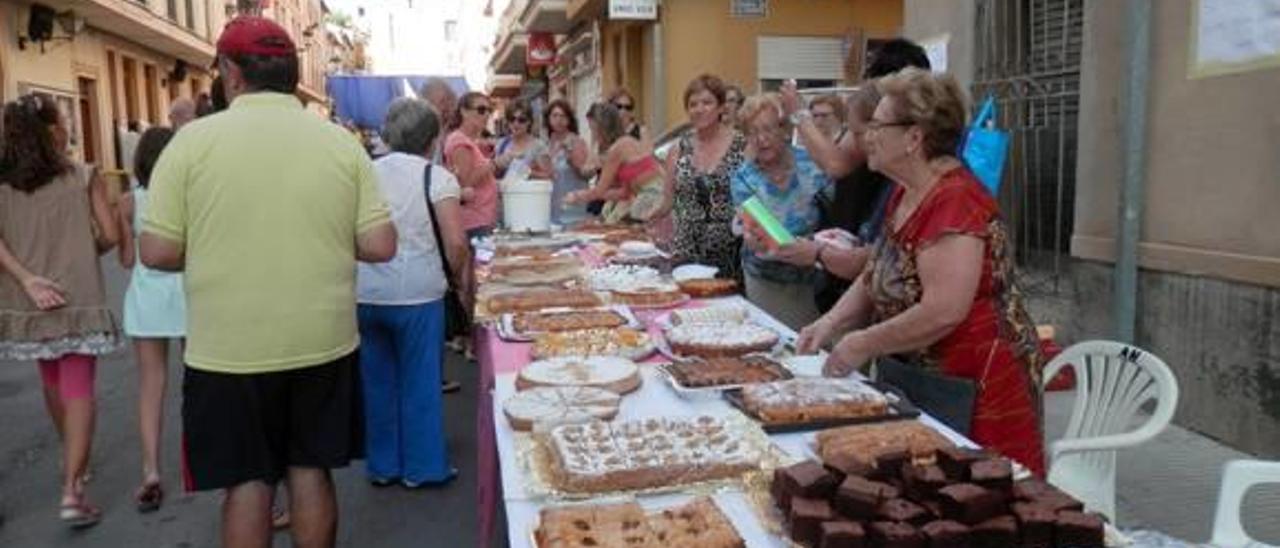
[
  {"left": 874, "top": 355, "right": 978, "bottom": 436},
  {"left": 423, "top": 164, "right": 472, "bottom": 338}
]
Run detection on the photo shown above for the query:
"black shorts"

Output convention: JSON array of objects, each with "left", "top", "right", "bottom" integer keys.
[{"left": 181, "top": 352, "right": 364, "bottom": 491}]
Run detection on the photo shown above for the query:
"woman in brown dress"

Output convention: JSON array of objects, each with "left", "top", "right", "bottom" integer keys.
[{"left": 0, "top": 94, "right": 121, "bottom": 527}]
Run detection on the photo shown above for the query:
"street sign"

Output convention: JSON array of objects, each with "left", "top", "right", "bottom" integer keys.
[{"left": 609, "top": 0, "right": 657, "bottom": 20}]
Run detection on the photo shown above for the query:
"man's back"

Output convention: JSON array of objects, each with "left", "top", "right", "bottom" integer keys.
[{"left": 145, "top": 92, "right": 389, "bottom": 374}]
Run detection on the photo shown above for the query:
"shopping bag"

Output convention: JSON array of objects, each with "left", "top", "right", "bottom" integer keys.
[{"left": 960, "top": 95, "right": 1010, "bottom": 195}]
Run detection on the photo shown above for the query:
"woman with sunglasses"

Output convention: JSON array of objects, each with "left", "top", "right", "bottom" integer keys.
[
  {"left": 608, "top": 88, "right": 647, "bottom": 143},
  {"left": 493, "top": 100, "right": 551, "bottom": 181},
  {"left": 544, "top": 99, "right": 594, "bottom": 226},
  {"left": 563, "top": 102, "right": 665, "bottom": 226},
  {"left": 446, "top": 92, "right": 499, "bottom": 239}
]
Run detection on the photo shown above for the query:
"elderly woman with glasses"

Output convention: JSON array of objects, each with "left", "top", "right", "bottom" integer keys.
[
  {"left": 796, "top": 68, "right": 1045, "bottom": 476},
  {"left": 493, "top": 100, "right": 551, "bottom": 180},
  {"left": 731, "top": 93, "right": 830, "bottom": 330},
  {"left": 357, "top": 98, "right": 471, "bottom": 487}
]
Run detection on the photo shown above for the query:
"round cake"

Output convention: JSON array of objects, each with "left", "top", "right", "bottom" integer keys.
[
  {"left": 516, "top": 355, "right": 643, "bottom": 393},
  {"left": 664, "top": 322, "right": 780, "bottom": 358},
  {"left": 612, "top": 284, "right": 687, "bottom": 309},
  {"left": 502, "top": 386, "right": 621, "bottom": 431}
]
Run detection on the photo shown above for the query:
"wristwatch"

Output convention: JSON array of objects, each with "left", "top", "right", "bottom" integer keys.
[{"left": 789, "top": 110, "right": 812, "bottom": 126}]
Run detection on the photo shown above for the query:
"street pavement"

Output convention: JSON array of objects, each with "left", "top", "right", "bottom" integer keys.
[
  {"left": 0, "top": 258, "right": 489, "bottom": 547},
  {"left": 2, "top": 257, "right": 1278, "bottom": 547}
]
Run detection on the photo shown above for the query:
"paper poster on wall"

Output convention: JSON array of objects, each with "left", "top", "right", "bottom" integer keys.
[
  {"left": 919, "top": 34, "right": 950, "bottom": 73},
  {"left": 1190, "top": 0, "right": 1280, "bottom": 78}
]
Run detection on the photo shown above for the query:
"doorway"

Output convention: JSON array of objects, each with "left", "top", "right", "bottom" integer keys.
[{"left": 77, "top": 77, "right": 99, "bottom": 165}]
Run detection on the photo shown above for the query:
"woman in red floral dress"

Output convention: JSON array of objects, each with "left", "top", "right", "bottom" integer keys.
[{"left": 797, "top": 68, "right": 1045, "bottom": 475}]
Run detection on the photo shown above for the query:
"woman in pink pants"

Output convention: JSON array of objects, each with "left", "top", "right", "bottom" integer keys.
[{"left": 0, "top": 94, "right": 121, "bottom": 528}]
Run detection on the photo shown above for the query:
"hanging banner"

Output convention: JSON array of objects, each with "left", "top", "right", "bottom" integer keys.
[
  {"left": 609, "top": 0, "right": 657, "bottom": 20},
  {"left": 526, "top": 32, "right": 557, "bottom": 67}
]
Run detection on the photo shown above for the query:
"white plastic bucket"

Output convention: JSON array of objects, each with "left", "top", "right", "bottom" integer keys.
[{"left": 501, "top": 178, "right": 554, "bottom": 232}]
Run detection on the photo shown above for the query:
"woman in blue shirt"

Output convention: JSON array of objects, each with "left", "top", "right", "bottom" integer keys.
[{"left": 731, "top": 93, "right": 830, "bottom": 330}]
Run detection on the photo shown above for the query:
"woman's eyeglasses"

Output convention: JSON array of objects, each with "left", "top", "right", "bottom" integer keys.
[
  {"left": 865, "top": 119, "right": 913, "bottom": 132},
  {"left": 468, "top": 105, "right": 492, "bottom": 115},
  {"left": 509, "top": 116, "right": 529, "bottom": 123},
  {"left": 613, "top": 102, "right": 634, "bottom": 112}
]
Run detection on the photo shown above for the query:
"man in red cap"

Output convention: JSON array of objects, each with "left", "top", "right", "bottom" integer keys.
[{"left": 141, "top": 16, "right": 395, "bottom": 548}]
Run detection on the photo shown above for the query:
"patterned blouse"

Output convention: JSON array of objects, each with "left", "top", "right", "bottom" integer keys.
[
  {"left": 730, "top": 146, "right": 830, "bottom": 283},
  {"left": 671, "top": 130, "right": 748, "bottom": 281}
]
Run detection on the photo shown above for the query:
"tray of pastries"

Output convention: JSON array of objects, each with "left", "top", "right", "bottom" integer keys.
[
  {"left": 585, "top": 264, "right": 665, "bottom": 293},
  {"left": 815, "top": 422, "right": 956, "bottom": 472},
  {"left": 486, "top": 289, "right": 604, "bottom": 315},
  {"left": 767, "top": 449, "right": 1120, "bottom": 548},
  {"left": 658, "top": 355, "right": 794, "bottom": 396},
  {"left": 676, "top": 278, "right": 739, "bottom": 299},
  {"left": 723, "top": 378, "right": 917, "bottom": 433},
  {"left": 500, "top": 306, "right": 640, "bottom": 342},
  {"left": 487, "top": 259, "right": 584, "bottom": 286},
  {"left": 610, "top": 283, "right": 689, "bottom": 310},
  {"left": 533, "top": 496, "right": 745, "bottom": 548},
  {"left": 537, "top": 416, "right": 761, "bottom": 494},
  {"left": 531, "top": 328, "right": 656, "bottom": 361},
  {"left": 516, "top": 356, "right": 643, "bottom": 394},
  {"left": 503, "top": 386, "right": 622, "bottom": 432}
]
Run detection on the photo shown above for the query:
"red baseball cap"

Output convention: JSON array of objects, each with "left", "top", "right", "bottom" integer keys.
[{"left": 216, "top": 16, "right": 296, "bottom": 58}]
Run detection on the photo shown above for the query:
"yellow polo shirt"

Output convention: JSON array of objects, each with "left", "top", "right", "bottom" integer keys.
[{"left": 144, "top": 92, "right": 390, "bottom": 374}]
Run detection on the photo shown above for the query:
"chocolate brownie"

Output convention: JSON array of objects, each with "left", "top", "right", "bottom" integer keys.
[
  {"left": 1054, "top": 511, "right": 1105, "bottom": 547},
  {"left": 876, "top": 498, "right": 932, "bottom": 526},
  {"left": 920, "top": 499, "right": 944, "bottom": 520},
  {"left": 1011, "top": 479, "right": 1064, "bottom": 501},
  {"left": 775, "top": 460, "right": 839, "bottom": 511},
  {"left": 1011, "top": 502, "right": 1056, "bottom": 547},
  {"left": 969, "top": 459, "right": 1014, "bottom": 492},
  {"left": 820, "top": 520, "right": 866, "bottom": 548},
  {"left": 826, "top": 452, "right": 877, "bottom": 481},
  {"left": 937, "top": 483, "right": 1007, "bottom": 525},
  {"left": 834, "top": 476, "right": 900, "bottom": 520},
  {"left": 971, "top": 515, "right": 1019, "bottom": 548},
  {"left": 874, "top": 448, "right": 912, "bottom": 479},
  {"left": 866, "top": 521, "right": 925, "bottom": 548},
  {"left": 1031, "top": 491, "right": 1085, "bottom": 513},
  {"left": 935, "top": 447, "right": 991, "bottom": 481},
  {"left": 920, "top": 520, "right": 971, "bottom": 548},
  {"left": 902, "top": 463, "right": 948, "bottom": 501},
  {"left": 789, "top": 497, "right": 836, "bottom": 547}
]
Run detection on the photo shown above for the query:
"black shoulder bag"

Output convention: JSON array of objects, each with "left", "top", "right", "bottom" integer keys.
[{"left": 423, "top": 163, "right": 471, "bottom": 338}]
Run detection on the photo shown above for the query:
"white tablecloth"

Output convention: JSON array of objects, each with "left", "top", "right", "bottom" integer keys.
[{"left": 493, "top": 297, "right": 986, "bottom": 548}]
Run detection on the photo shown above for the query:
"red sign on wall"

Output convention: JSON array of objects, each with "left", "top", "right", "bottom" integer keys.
[{"left": 526, "top": 32, "right": 556, "bottom": 67}]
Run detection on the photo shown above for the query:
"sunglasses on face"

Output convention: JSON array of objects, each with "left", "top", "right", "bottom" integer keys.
[
  {"left": 509, "top": 116, "right": 529, "bottom": 123},
  {"left": 614, "top": 102, "right": 634, "bottom": 111},
  {"left": 468, "top": 105, "right": 492, "bottom": 115}
]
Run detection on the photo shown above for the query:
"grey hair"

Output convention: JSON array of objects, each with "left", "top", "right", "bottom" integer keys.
[{"left": 381, "top": 97, "right": 440, "bottom": 155}]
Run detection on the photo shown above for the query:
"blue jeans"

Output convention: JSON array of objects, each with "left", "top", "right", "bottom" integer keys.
[{"left": 356, "top": 300, "right": 451, "bottom": 483}]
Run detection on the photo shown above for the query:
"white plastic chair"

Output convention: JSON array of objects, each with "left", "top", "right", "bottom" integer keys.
[
  {"left": 1042, "top": 340, "right": 1180, "bottom": 522},
  {"left": 1211, "top": 459, "right": 1280, "bottom": 548}
]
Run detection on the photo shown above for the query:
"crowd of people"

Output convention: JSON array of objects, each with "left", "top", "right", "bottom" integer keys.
[{"left": 0, "top": 14, "right": 1047, "bottom": 547}]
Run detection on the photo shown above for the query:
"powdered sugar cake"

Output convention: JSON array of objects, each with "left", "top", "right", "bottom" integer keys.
[
  {"left": 664, "top": 322, "right": 779, "bottom": 358},
  {"left": 503, "top": 386, "right": 621, "bottom": 431},
  {"left": 738, "top": 378, "right": 889, "bottom": 424},
  {"left": 541, "top": 416, "right": 758, "bottom": 494},
  {"left": 516, "top": 356, "right": 642, "bottom": 394}
]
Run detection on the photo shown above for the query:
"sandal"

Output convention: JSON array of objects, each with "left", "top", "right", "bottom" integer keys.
[
  {"left": 60, "top": 499, "right": 102, "bottom": 529},
  {"left": 135, "top": 481, "right": 163, "bottom": 513},
  {"left": 271, "top": 506, "right": 290, "bottom": 529}
]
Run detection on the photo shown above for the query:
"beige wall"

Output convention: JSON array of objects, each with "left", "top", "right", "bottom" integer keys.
[
  {"left": 657, "top": 0, "right": 903, "bottom": 132},
  {"left": 902, "top": 0, "right": 974, "bottom": 88},
  {"left": 1072, "top": 1, "right": 1280, "bottom": 287}
]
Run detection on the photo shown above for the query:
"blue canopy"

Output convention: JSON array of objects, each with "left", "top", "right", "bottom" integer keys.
[{"left": 327, "top": 75, "right": 468, "bottom": 129}]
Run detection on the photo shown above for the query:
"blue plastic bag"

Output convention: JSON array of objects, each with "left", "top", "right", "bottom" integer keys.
[{"left": 960, "top": 96, "right": 1010, "bottom": 195}]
